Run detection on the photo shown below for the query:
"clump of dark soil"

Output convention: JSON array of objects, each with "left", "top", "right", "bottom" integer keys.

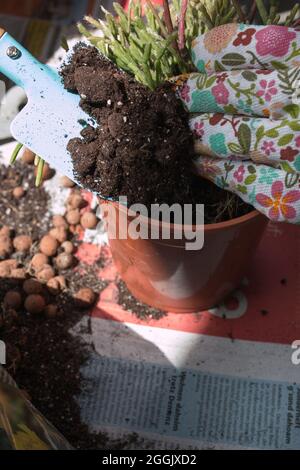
[{"left": 61, "top": 45, "right": 251, "bottom": 223}]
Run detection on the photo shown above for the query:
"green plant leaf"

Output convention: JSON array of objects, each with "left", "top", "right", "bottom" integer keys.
[
  {"left": 236, "top": 184, "right": 247, "bottom": 194},
  {"left": 10, "top": 143, "right": 23, "bottom": 165},
  {"left": 278, "top": 134, "right": 294, "bottom": 146},
  {"left": 285, "top": 171, "right": 299, "bottom": 188},
  {"left": 281, "top": 161, "right": 295, "bottom": 173},
  {"left": 113, "top": 2, "right": 130, "bottom": 33},
  {"left": 283, "top": 104, "right": 300, "bottom": 119},
  {"left": 271, "top": 60, "right": 288, "bottom": 70},
  {"left": 228, "top": 142, "right": 243, "bottom": 154},
  {"left": 237, "top": 123, "right": 251, "bottom": 154},
  {"left": 221, "top": 53, "right": 246, "bottom": 67},
  {"left": 247, "top": 165, "right": 256, "bottom": 174},
  {"left": 35, "top": 158, "right": 45, "bottom": 187},
  {"left": 196, "top": 74, "right": 207, "bottom": 90},
  {"left": 206, "top": 75, "right": 217, "bottom": 88},
  {"left": 288, "top": 121, "right": 300, "bottom": 131},
  {"left": 224, "top": 162, "right": 234, "bottom": 172},
  {"left": 214, "top": 60, "right": 226, "bottom": 71},
  {"left": 223, "top": 104, "right": 238, "bottom": 114},
  {"left": 244, "top": 174, "right": 257, "bottom": 185},
  {"left": 60, "top": 36, "right": 69, "bottom": 52},
  {"left": 256, "top": 125, "right": 265, "bottom": 140},
  {"left": 220, "top": 176, "right": 229, "bottom": 188},
  {"left": 242, "top": 70, "right": 257, "bottom": 82},
  {"left": 265, "top": 128, "right": 279, "bottom": 138}
]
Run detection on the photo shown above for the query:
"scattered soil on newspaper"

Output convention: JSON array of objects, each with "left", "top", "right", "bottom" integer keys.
[{"left": 61, "top": 44, "right": 252, "bottom": 223}]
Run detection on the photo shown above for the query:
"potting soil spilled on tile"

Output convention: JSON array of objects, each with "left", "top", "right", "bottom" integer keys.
[{"left": 79, "top": 354, "right": 300, "bottom": 450}]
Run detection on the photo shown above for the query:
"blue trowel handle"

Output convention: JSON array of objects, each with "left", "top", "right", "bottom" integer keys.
[{"left": 0, "top": 28, "right": 61, "bottom": 96}]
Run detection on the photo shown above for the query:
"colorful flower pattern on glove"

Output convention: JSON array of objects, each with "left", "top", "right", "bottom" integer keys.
[{"left": 179, "top": 24, "right": 300, "bottom": 223}]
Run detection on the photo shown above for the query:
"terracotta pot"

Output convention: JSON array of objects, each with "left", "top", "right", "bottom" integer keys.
[{"left": 100, "top": 200, "right": 268, "bottom": 313}]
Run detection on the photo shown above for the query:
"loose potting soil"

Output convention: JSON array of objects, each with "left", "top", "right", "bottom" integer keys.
[
  {"left": 61, "top": 45, "right": 251, "bottom": 223},
  {"left": 0, "top": 163, "right": 51, "bottom": 240}
]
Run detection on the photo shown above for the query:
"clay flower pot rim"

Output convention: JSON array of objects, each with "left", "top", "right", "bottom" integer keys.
[{"left": 100, "top": 198, "right": 264, "bottom": 232}]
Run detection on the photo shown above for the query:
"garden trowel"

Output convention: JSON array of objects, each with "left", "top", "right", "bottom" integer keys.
[{"left": 0, "top": 28, "right": 94, "bottom": 183}]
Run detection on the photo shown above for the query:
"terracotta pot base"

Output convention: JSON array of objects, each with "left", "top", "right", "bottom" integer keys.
[{"left": 101, "top": 200, "right": 268, "bottom": 313}]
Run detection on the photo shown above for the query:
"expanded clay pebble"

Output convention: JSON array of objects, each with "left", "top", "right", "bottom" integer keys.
[
  {"left": 24, "top": 294, "right": 46, "bottom": 314},
  {"left": 47, "top": 276, "right": 66, "bottom": 294},
  {"left": 61, "top": 241, "right": 74, "bottom": 254},
  {"left": 22, "top": 148, "right": 35, "bottom": 164},
  {"left": 80, "top": 212, "right": 98, "bottom": 229},
  {"left": 0, "top": 226, "right": 11, "bottom": 237},
  {"left": 49, "top": 227, "right": 68, "bottom": 244},
  {"left": 55, "top": 253, "right": 74, "bottom": 270},
  {"left": 30, "top": 253, "right": 49, "bottom": 271},
  {"left": 60, "top": 176, "right": 75, "bottom": 188},
  {"left": 0, "top": 264, "right": 10, "bottom": 277},
  {"left": 40, "top": 235, "right": 58, "bottom": 257},
  {"left": 13, "top": 235, "right": 32, "bottom": 253},
  {"left": 52, "top": 215, "right": 68, "bottom": 229},
  {"left": 74, "top": 288, "right": 96, "bottom": 309},
  {"left": 54, "top": 275, "right": 66, "bottom": 289},
  {"left": 69, "top": 224, "right": 81, "bottom": 235},
  {"left": 0, "top": 235, "right": 13, "bottom": 258},
  {"left": 36, "top": 264, "right": 55, "bottom": 283},
  {"left": 13, "top": 186, "right": 25, "bottom": 199},
  {"left": 0, "top": 259, "right": 18, "bottom": 270},
  {"left": 23, "top": 279, "right": 44, "bottom": 295},
  {"left": 67, "top": 193, "right": 86, "bottom": 209},
  {"left": 11, "top": 268, "right": 26, "bottom": 280},
  {"left": 66, "top": 209, "right": 81, "bottom": 225},
  {"left": 46, "top": 278, "right": 60, "bottom": 294},
  {"left": 1, "top": 264, "right": 24, "bottom": 279},
  {"left": 44, "top": 304, "right": 61, "bottom": 318},
  {"left": 4, "top": 291, "right": 22, "bottom": 310}
]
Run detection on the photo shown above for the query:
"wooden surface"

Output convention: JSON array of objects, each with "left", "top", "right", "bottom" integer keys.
[{"left": 0, "top": 28, "right": 5, "bottom": 38}]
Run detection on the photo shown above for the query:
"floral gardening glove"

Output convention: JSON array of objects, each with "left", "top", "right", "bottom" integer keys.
[{"left": 177, "top": 24, "right": 300, "bottom": 223}]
